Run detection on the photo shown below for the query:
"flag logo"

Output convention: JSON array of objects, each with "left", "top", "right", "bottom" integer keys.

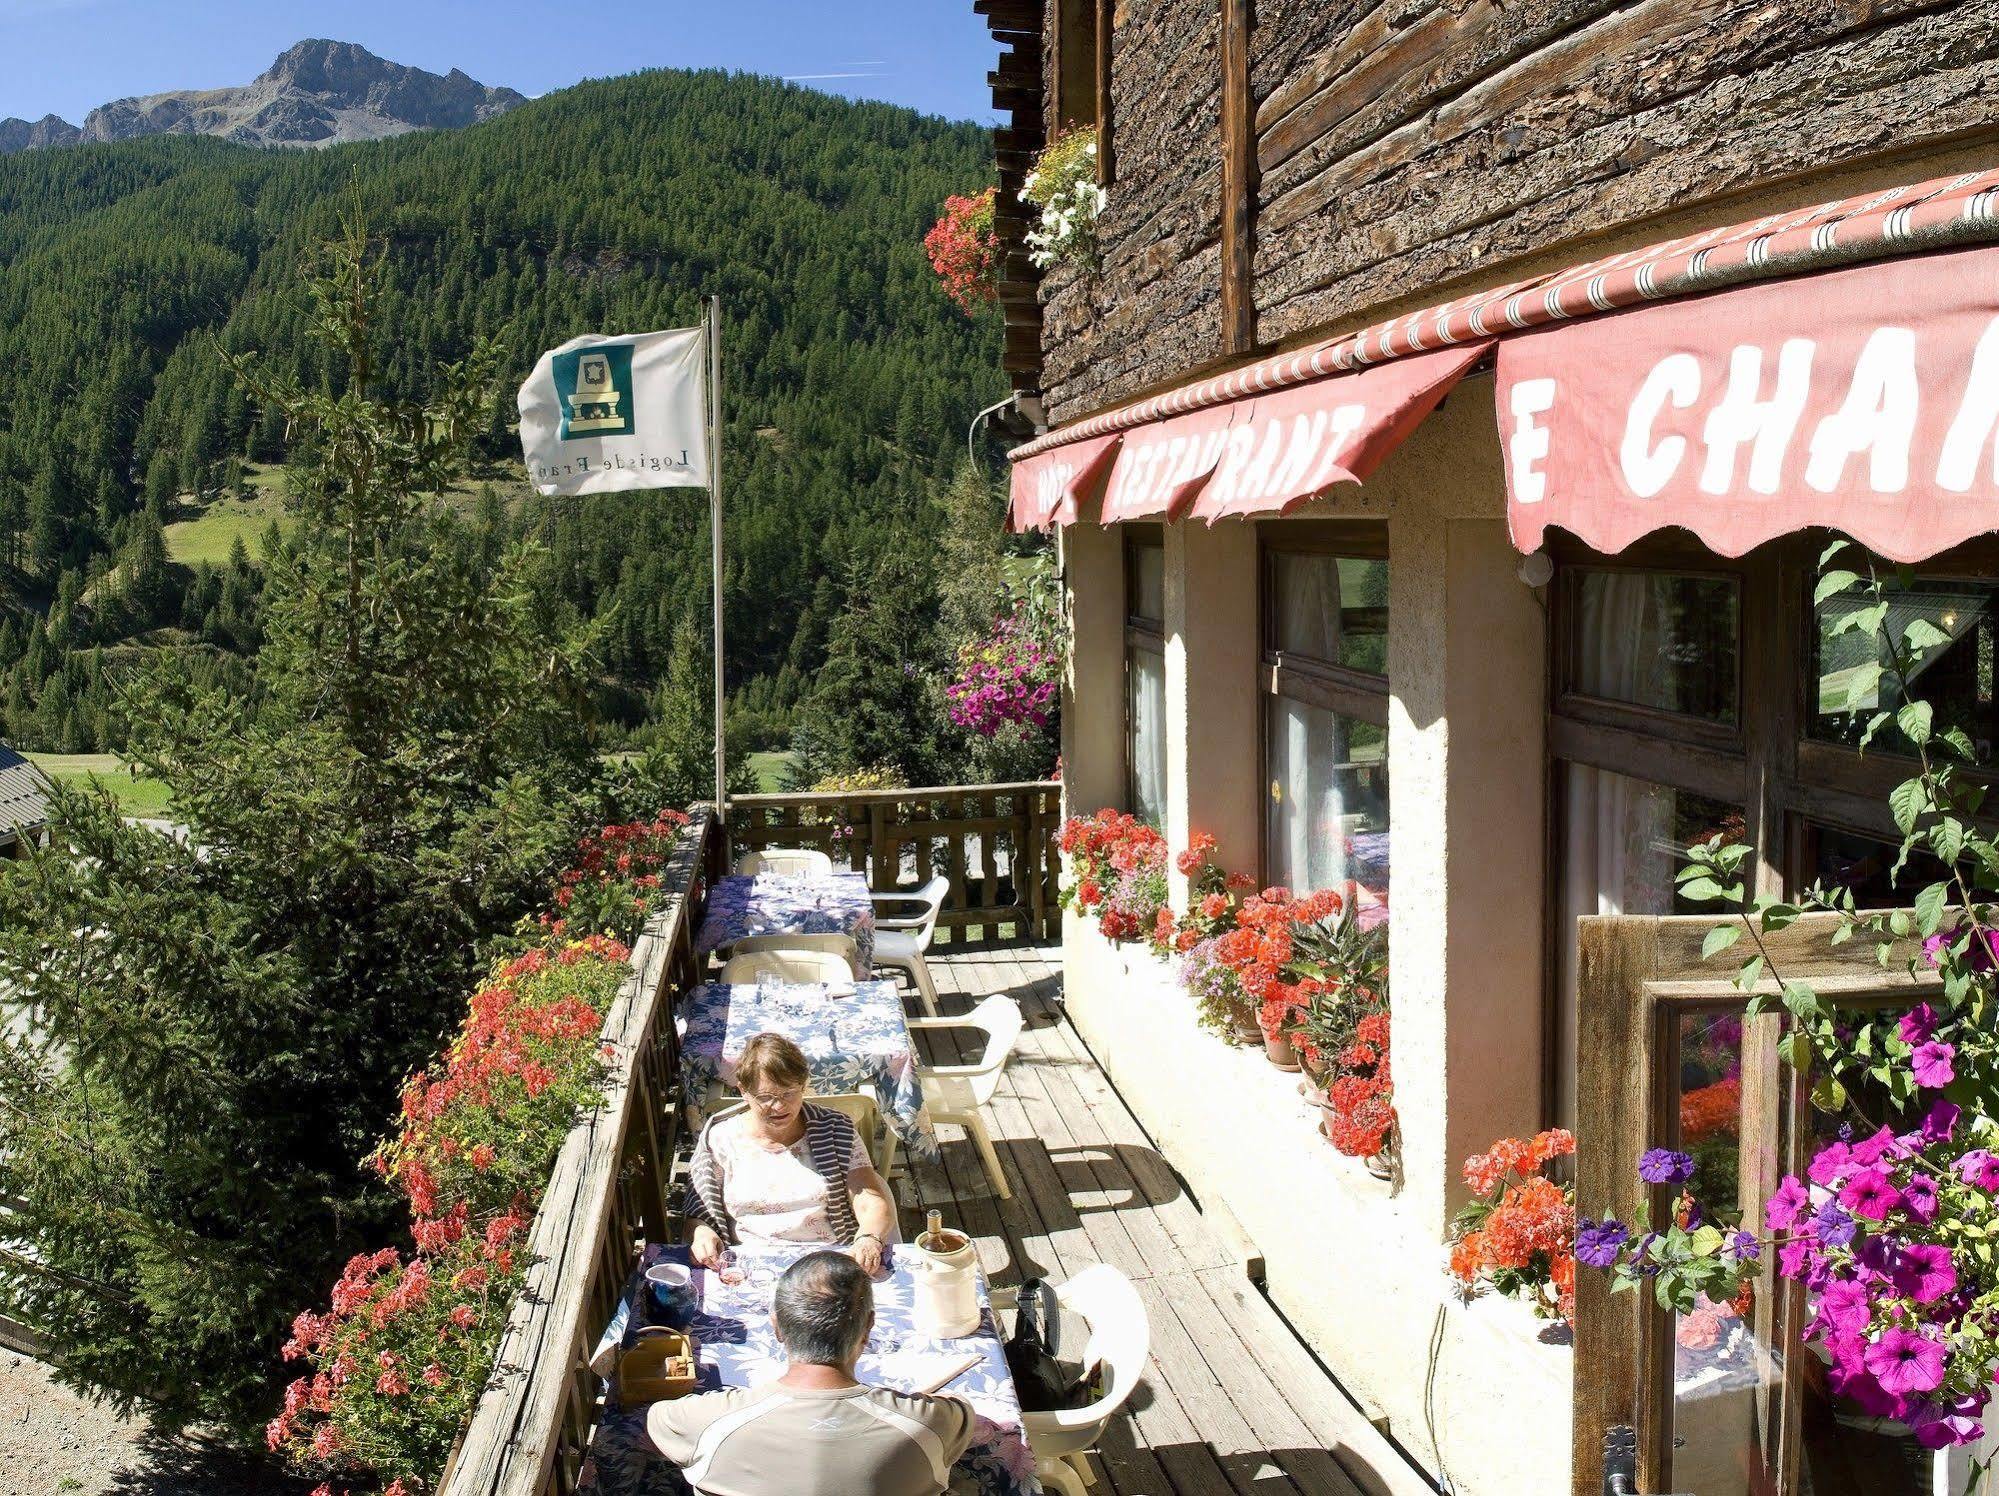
[{"left": 555, "top": 345, "right": 635, "bottom": 439}]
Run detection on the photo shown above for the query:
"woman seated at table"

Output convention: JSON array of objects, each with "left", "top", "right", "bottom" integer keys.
[{"left": 686, "top": 1033, "right": 897, "bottom": 1275}]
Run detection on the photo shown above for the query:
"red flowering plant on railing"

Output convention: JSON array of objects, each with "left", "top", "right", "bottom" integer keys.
[
  {"left": 924, "top": 187, "right": 999, "bottom": 315},
  {"left": 1058, "top": 809, "right": 1169, "bottom": 946},
  {"left": 1449, "top": 1130, "right": 1579, "bottom": 1323},
  {"left": 272, "top": 811, "right": 694, "bottom": 1496},
  {"left": 541, "top": 809, "right": 691, "bottom": 942}
]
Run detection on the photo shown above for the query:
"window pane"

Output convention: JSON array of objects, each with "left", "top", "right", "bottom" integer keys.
[
  {"left": 1263, "top": 696, "right": 1389, "bottom": 895},
  {"left": 1553, "top": 769, "right": 1743, "bottom": 1127},
  {"left": 1571, "top": 571, "right": 1739, "bottom": 723},
  {"left": 1807, "top": 823, "right": 1951, "bottom": 910},
  {"left": 1128, "top": 543, "right": 1165, "bottom": 625},
  {"left": 1666, "top": 1007, "right": 1787, "bottom": 1496},
  {"left": 1127, "top": 646, "right": 1166, "bottom": 827},
  {"left": 1268, "top": 552, "right": 1388, "bottom": 675},
  {"left": 1811, "top": 575, "right": 1999, "bottom": 763}
]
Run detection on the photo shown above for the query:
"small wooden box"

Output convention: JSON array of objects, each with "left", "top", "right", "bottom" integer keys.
[{"left": 616, "top": 1326, "right": 699, "bottom": 1405}]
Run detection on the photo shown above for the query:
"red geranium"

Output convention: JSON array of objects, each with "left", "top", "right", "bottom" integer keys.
[{"left": 924, "top": 188, "right": 999, "bottom": 314}]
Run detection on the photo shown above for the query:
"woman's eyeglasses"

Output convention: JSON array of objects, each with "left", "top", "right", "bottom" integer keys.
[{"left": 746, "top": 1086, "right": 804, "bottom": 1111}]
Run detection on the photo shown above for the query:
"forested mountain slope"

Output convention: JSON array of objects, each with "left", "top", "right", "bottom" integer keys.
[{"left": 0, "top": 68, "right": 1001, "bottom": 755}]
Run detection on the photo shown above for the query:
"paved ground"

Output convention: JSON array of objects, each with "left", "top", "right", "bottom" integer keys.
[{"left": 0, "top": 1354, "right": 304, "bottom": 1496}]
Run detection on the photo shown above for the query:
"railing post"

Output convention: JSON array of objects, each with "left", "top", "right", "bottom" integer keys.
[{"left": 1026, "top": 792, "right": 1046, "bottom": 940}]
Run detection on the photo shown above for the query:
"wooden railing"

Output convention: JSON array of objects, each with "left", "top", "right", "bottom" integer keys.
[
  {"left": 441, "top": 780, "right": 1060, "bottom": 1494},
  {"left": 441, "top": 808, "right": 718, "bottom": 1496},
  {"left": 728, "top": 781, "right": 1063, "bottom": 944}
]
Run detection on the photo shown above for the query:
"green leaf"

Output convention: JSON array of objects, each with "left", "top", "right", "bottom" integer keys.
[
  {"left": 1812, "top": 1074, "right": 1848, "bottom": 1111},
  {"left": 1702, "top": 925, "right": 1742, "bottom": 960},
  {"left": 1760, "top": 902, "right": 1800, "bottom": 932},
  {"left": 1781, "top": 980, "right": 1820, "bottom": 1019},
  {"left": 1891, "top": 778, "right": 1929, "bottom": 835},
  {"left": 1819, "top": 538, "right": 1853, "bottom": 567},
  {"left": 1779, "top": 1029, "right": 1814, "bottom": 1069},
  {"left": 1905, "top": 617, "right": 1952, "bottom": 652},
  {"left": 1735, "top": 955, "right": 1765, "bottom": 992},
  {"left": 1914, "top": 880, "right": 1951, "bottom": 937},
  {"left": 1898, "top": 699, "right": 1935, "bottom": 745},
  {"left": 1860, "top": 710, "right": 1892, "bottom": 748},
  {"left": 1679, "top": 877, "right": 1729, "bottom": 904},
  {"left": 1815, "top": 569, "right": 1861, "bottom": 605},
  {"left": 1932, "top": 818, "right": 1967, "bottom": 865}
]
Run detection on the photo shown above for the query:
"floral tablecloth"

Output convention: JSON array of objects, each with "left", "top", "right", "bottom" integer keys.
[
  {"left": 694, "top": 872, "right": 876, "bottom": 975},
  {"left": 581, "top": 1241, "right": 1041, "bottom": 1496},
  {"left": 677, "top": 979, "right": 937, "bottom": 1161}
]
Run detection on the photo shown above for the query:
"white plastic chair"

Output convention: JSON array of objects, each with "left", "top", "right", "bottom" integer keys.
[
  {"left": 718, "top": 949, "right": 854, "bottom": 987},
  {"left": 705, "top": 1094, "right": 891, "bottom": 1173},
  {"left": 1020, "top": 1265, "right": 1150, "bottom": 1496},
  {"left": 725, "top": 932, "right": 865, "bottom": 979},
  {"left": 883, "top": 994, "right": 1024, "bottom": 1198},
  {"left": 735, "top": 848, "right": 834, "bottom": 879},
  {"left": 870, "top": 876, "right": 948, "bottom": 1017}
]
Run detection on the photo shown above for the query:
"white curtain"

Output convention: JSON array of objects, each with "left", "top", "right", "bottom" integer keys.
[
  {"left": 1556, "top": 573, "right": 1680, "bottom": 1126},
  {"left": 1128, "top": 647, "right": 1167, "bottom": 827},
  {"left": 1276, "top": 553, "right": 1342, "bottom": 661}
]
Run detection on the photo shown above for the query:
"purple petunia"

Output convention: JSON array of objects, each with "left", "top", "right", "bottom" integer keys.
[
  {"left": 1813, "top": 1199, "right": 1859, "bottom": 1248},
  {"left": 1817, "top": 1278, "right": 1872, "bottom": 1335},
  {"left": 1864, "top": 1327, "right": 1948, "bottom": 1396},
  {"left": 1810, "top": 1140, "right": 1852, "bottom": 1187},
  {"left": 1899, "top": 1001, "right": 1940, "bottom": 1046},
  {"left": 1729, "top": 1230, "right": 1760, "bottom": 1262},
  {"left": 1765, "top": 1175, "right": 1810, "bottom": 1232},
  {"left": 1839, "top": 1167, "right": 1903, "bottom": 1222},
  {"left": 1901, "top": 1170, "right": 1941, "bottom": 1224},
  {"left": 1893, "top": 1243, "right": 1958, "bottom": 1304},
  {"left": 1574, "top": 1217, "right": 1630, "bottom": 1270},
  {"left": 1918, "top": 1099, "right": 1961, "bottom": 1146},
  {"left": 1911, "top": 1040, "right": 1957, "bottom": 1090},
  {"left": 1957, "top": 1150, "right": 1999, "bottom": 1192},
  {"left": 1638, "top": 1148, "right": 1696, "bottom": 1185},
  {"left": 1911, "top": 1397, "right": 1987, "bottom": 1450}
]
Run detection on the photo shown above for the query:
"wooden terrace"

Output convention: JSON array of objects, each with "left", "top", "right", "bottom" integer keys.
[{"left": 442, "top": 798, "right": 1430, "bottom": 1496}]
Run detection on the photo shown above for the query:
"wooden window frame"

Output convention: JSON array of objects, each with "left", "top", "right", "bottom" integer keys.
[
  {"left": 1125, "top": 528, "right": 1165, "bottom": 823},
  {"left": 1544, "top": 527, "right": 1999, "bottom": 1123},
  {"left": 1258, "top": 524, "right": 1391, "bottom": 884}
]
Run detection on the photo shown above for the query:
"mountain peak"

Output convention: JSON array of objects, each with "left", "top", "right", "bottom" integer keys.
[{"left": 0, "top": 40, "right": 524, "bottom": 156}]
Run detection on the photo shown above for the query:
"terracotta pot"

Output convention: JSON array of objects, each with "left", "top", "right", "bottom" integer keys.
[
  {"left": 1263, "top": 1032, "right": 1302, "bottom": 1071},
  {"left": 1230, "top": 1010, "right": 1262, "bottom": 1046}
]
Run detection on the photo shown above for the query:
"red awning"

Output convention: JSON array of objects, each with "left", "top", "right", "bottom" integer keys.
[
  {"left": 1499, "top": 243, "right": 1999, "bottom": 563},
  {"left": 1011, "top": 165, "right": 1999, "bottom": 555},
  {"left": 1008, "top": 429, "right": 1122, "bottom": 532},
  {"left": 1011, "top": 344, "right": 1486, "bottom": 528}
]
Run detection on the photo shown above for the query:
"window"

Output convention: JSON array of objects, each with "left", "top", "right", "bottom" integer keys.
[
  {"left": 1052, "top": 0, "right": 1113, "bottom": 183},
  {"left": 1125, "top": 531, "right": 1166, "bottom": 826},
  {"left": 1546, "top": 533, "right": 1999, "bottom": 1126},
  {"left": 1260, "top": 529, "right": 1389, "bottom": 895}
]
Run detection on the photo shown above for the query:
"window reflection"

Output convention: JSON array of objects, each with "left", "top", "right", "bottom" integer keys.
[
  {"left": 1572, "top": 571, "right": 1739, "bottom": 723},
  {"left": 1264, "top": 699, "right": 1387, "bottom": 895},
  {"left": 1269, "top": 553, "right": 1388, "bottom": 675},
  {"left": 1812, "top": 575, "right": 1999, "bottom": 763}
]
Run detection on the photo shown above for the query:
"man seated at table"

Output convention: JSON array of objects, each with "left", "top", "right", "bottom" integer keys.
[
  {"left": 647, "top": 1250, "right": 976, "bottom": 1496},
  {"left": 686, "top": 1032, "right": 897, "bottom": 1274}
]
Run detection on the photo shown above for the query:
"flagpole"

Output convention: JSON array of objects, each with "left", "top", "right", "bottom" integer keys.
[{"left": 707, "top": 295, "right": 727, "bottom": 819}]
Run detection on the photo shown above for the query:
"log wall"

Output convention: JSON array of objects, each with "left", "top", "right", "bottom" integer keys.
[{"left": 1027, "top": 0, "right": 1999, "bottom": 427}]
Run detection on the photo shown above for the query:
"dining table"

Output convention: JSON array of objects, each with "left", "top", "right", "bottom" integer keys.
[
  {"left": 693, "top": 870, "right": 877, "bottom": 976},
  {"left": 580, "top": 1240, "right": 1043, "bottom": 1496},
  {"left": 676, "top": 978, "right": 939, "bottom": 1161}
]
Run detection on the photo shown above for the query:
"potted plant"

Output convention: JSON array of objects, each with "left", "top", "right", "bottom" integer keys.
[
  {"left": 1448, "top": 1130, "right": 1578, "bottom": 1323},
  {"left": 1021, "top": 128, "right": 1106, "bottom": 274},
  {"left": 923, "top": 187, "right": 999, "bottom": 314}
]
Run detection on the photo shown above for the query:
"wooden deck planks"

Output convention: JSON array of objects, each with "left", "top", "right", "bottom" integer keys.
[{"left": 876, "top": 947, "right": 1426, "bottom": 1496}]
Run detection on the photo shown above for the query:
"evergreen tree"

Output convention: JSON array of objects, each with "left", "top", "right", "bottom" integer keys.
[{"left": 0, "top": 228, "right": 614, "bottom": 1434}]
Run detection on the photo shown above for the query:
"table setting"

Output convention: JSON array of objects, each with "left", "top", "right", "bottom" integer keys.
[
  {"left": 693, "top": 869, "right": 877, "bottom": 975},
  {"left": 677, "top": 978, "right": 939, "bottom": 1161},
  {"left": 579, "top": 1240, "right": 1042, "bottom": 1496}
]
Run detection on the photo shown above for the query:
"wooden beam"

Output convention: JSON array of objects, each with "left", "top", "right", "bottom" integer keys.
[
  {"left": 1219, "top": 0, "right": 1257, "bottom": 357},
  {"left": 1095, "top": 0, "right": 1115, "bottom": 183}
]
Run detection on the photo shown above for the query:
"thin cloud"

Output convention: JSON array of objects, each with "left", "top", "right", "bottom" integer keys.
[{"left": 783, "top": 70, "right": 890, "bottom": 81}]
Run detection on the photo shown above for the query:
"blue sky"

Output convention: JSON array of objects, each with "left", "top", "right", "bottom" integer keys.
[{"left": 0, "top": 0, "right": 1000, "bottom": 125}]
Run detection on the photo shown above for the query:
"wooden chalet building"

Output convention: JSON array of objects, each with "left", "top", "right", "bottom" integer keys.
[
  {"left": 974, "top": 4, "right": 1999, "bottom": 1494},
  {"left": 0, "top": 746, "right": 50, "bottom": 859}
]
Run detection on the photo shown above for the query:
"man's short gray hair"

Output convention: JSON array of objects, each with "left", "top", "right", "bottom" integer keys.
[{"left": 774, "top": 1251, "right": 872, "bottom": 1366}]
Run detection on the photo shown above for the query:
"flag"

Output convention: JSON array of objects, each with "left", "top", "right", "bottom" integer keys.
[{"left": 517, "top": 326, "right": 710, "bottom": 495}]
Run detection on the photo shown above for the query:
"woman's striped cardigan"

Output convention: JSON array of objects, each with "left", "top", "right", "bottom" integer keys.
[{"left": 683, "top": 1102, "right": 861, "bottom": 1246}]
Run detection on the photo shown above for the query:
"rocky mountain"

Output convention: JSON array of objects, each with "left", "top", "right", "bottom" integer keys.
[{"left": 0, "top": 40, "right": 525, "bottom": 155}]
